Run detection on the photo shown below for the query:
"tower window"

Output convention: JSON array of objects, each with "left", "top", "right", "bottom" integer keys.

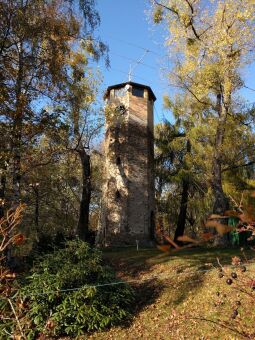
[
  {"left": 116, "top": 156, "right": 121, "bottom": 165},
  {"left": 115, "top": 190, "right": 121, "bottom": 200},
  {"left": 132, "top": 87, "right": 144, "bottom": 98}
]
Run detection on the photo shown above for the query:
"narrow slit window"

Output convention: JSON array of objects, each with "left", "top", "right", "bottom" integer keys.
[
  {"left": 115, "top": 190, "right": 121, "bottom": 200},
  {"left": 116, "top": 156, "right": 121, "bottom": 165}
]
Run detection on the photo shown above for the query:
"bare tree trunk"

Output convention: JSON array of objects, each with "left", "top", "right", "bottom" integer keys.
[
  {"left": 174, "top": 139, "right": 191, "bottom": 243},
  {"left": 76, "top": 149, "right": 92, "bottom": 243},
  {"left": 174, "top": 177, "right": 190, "bottom": 243}
]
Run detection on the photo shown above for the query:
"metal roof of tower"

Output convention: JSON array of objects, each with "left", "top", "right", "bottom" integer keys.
[{"left": 104, "top": 81, "right": 156, "bottom": 102}]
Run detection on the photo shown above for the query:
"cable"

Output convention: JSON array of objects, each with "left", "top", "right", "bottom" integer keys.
[
  {"left": 105, "top": 34, "right": 163, "bottom": 57},
  {"left": 3, "top": 261, "right": 255, "bottom": 300},
  {"left": 153, "top": 103, "right": 162, "bottom": 122},
  {"left": 128, "top": 49, "right": 150, "bottom": 81},
  {"left": 109, "top": 51, "right": 158, "bottom": 70},
  {"left": 0, "top": 268, "right": 216, "bottom": 299}
]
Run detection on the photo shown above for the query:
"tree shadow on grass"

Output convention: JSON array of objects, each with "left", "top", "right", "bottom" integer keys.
[
  {"left": 103, "top": 250, "right": 157, "bottom": 279},
  {"left": 119, "top": 278, "right": 165, "bottom": 330},
  {"left": 101, "top": 246, "right": 255, "bottom": 330},
  {"left": 170, "top": 271, "right": 206, "bottom": 306},
  {"left": 148, "top": 247, "right": 255, "bottom": 269}
]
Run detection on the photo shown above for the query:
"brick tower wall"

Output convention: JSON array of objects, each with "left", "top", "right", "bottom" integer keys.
[{"left": 99, "top": 83, "right": 155, "bottom": 246}]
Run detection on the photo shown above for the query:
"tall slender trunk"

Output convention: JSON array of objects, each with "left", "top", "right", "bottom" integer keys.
[
  {"left": 211, "top": 93, "right": 229, "bottom": 214},
  {"left": 174, "top": 139, "right": 191, "bottom": 243},
  {"left": 0, "top": 172, "right": 6, "bottom": 219},
  {"left": 12, "top": 46, "right": 24, "bottom": 205},
  {"left": 76, "top": 149, "right": 92, "bottom": 242},
  {"left": 6, "top": 44, "right": 24, "bottom": 267},
  {"left": 1, "top": 173, "right": 8, "bottom": 267},
  {"left": 33, "top": 185, "right": 39, "bottom": 229},
  {"left": 174, "top": 177, "right": 190, "bottom": 243},
  {"left": 211, "top": 89, "right": 231, "bottom": 246}
]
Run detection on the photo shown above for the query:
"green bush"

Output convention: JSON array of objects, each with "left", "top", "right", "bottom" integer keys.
[{"left": 19, "top": 240, "right": 134, "bottom": 338}]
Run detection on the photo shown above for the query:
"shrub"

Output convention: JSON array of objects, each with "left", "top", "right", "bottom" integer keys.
[
  {"left": 0, "top": 205, "right": 26, "bottom": 339},
  {"left": 18, "top": 240, "right": 134, "bottom": 338}
]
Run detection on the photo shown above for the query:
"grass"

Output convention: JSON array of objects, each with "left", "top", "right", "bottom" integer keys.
[{"left": 85, "top": 246, "right": 255, "bottom": 340}]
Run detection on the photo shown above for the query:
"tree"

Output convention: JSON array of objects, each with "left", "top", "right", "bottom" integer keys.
[
  {"left": 0, "top": 0, "right": 108, "bottom": 256},
  {"left": 152, "top": 0, "right": 255, "bottom": 214},
  {"left": 0, "top": 0, "right": 107, "bottom": 208},
  {"left": 64, "top": 49, "right": 103, "bottom": 242},
  {"left": 155, "top": 115, "right": 207, "bottom": 242},
  {"left": 155, "top": 88, "right": 255, "bottom": 244}
]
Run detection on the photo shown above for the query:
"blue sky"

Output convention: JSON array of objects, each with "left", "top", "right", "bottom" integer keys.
[
  {"left": 96, "top": 0, "right": 170, "bottom": 123},
  {"left": 95, "top": 0, "right": 255, "bottom": 123}
]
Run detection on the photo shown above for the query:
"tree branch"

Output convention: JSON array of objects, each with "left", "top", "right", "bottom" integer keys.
[
  {"left": 222, "top": 160, "right": 255, "bottom": 172},
  {"left": 153, "top": 0, "right": 180, "bottom": 17}
]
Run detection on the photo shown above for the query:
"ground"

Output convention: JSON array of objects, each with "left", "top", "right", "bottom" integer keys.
[{"left": 86, "top": 247, "right": 255, "bottom": 340}]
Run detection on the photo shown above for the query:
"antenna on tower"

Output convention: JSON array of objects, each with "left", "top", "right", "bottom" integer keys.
[
  {"left": 128, "top": 49, "right": 149, "bottom": 82},
  {"left": 128, "top": 65, "right": 132, "bottom": 82}
]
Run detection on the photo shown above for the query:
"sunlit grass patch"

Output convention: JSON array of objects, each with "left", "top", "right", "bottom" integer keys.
[{"left": 87, "top": 247, "right": 255, "bottom": 339}]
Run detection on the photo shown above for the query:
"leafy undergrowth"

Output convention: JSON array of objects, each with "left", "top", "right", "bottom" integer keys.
[
  {"left": 82, "top": 247, "right": 255, "bottom": 340},
  {"left": 5, "top": 241, "right": 134, "bottom": 339}
]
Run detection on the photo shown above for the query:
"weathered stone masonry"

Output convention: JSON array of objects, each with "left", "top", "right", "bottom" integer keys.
[{"left": 99, "top": 81, "right": 156, "bottom": 246}]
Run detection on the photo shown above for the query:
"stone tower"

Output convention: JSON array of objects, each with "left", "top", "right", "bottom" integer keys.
[{"left": 100, "top": 81, "right": 156, "bottom": 246}]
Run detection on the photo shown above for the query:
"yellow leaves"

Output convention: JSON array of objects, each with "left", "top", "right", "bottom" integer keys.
[
  {"left": 84, "top": 38, "right": 97, "bottom": 57},
  {"left": 180, "top": 13, "right": 191, "bottom": 28},
  {"left": 104, "top": 103, "right": 126, "bottom": 127},
  {"left": 159, "top": 0, "right": 255, "bottom": 94},
  {"left": 153, "top": 6, "right": 163, "bottom": 24},
  {"left": 69, "top": 50, "right": 87, "bottom": 68},
  {"left": 223, "top": 78, "right": 232, "bottom": 97}
]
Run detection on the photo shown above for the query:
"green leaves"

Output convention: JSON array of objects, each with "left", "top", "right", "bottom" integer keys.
[{"left": 19, "top": 240, "right": 134, "bottom": 337}]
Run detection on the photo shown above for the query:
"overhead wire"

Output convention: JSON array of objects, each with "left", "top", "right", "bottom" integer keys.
[
  {"left": 3, "top": 261, "right": 255, "bottom": 299},
  {"left": 154, "top": 103, "right": 162, "bottom": 122},
  {"left": 109, "top": 51, "right": 158, "bottom": 70},
  {"left": 104, "top": 34, "right": 163, "bottom": 57}
]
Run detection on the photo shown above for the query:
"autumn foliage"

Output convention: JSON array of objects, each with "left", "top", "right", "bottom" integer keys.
[{"left": 0, "top": 204, "right": 26, "bottom": 338}]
